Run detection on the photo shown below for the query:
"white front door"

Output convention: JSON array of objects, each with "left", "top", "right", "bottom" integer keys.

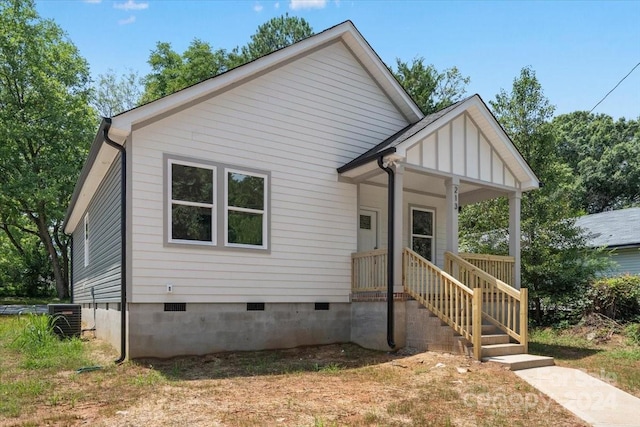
[{"left": 358, "top": 209, "right": 378, "bottom": 252}]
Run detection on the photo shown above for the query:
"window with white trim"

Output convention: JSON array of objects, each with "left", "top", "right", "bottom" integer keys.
[
  {"left": 83, "top": 213, "right": 89, "bottom": 267},
  {"left": 411, "top": 207, "right": 434, "bottom": 261},
  {"left": 225, "top": 169, "right": 268, "bottom": 249},
  {"left": 169, "top": 160, "right": 216, "bottom": 244}
]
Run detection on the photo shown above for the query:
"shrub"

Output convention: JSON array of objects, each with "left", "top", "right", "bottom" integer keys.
[
  {"left": 626, "top": 323, "right": 640, "bottom": 346},
  {"left": 585, "top": 275, "right": 640, "bottom": 322}
]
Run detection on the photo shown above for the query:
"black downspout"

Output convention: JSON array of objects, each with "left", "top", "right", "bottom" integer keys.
[
  {"left": 377, "top": 157, "right": 396, "bottom": 349},
  {"left": 102, "top": 119, "right": 127, "bottom": 364}
]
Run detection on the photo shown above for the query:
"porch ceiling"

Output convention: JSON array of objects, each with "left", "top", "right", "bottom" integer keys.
[{"left": 361, "top": 167, "right": 508, "bottom": 205}]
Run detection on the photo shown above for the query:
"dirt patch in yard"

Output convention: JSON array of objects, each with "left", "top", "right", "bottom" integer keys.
[{"left": 3, "top": 341, "right": 587, "bottom": 427}]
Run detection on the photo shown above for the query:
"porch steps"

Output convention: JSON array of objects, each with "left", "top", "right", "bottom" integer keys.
[
  {"left": 481, "top": 334, "right": 511, "bottom": 345},
  {"left": 482, "top": 354, "right": 555, "bottom": 371}
]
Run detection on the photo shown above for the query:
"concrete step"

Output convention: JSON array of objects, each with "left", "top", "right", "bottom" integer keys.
[
  {"left": 482, "top": 354, "right": 555, "bottom": 371},
  {"left": 481, "top": 334, "right": 510, "bottom": 345},
  {"left": 481, "top": 343, "right": 525, "bottom": 357}
]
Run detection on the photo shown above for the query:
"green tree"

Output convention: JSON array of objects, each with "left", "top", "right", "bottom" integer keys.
[
  {"left": 140, "top": 39, "right": 228, "bottom": 104},
  {"left": 552, "top": 112, "right": 640, "bottom": 213},
  {"left": 459, "top": 67, "right": 606, "bottom": 323},
  {"left": 0, "top": 0, "right": 95, "bottom": 299},
  {"left": 227, "top": 14, "right": 313, "bottom": 67},
  {"left": 92, "top": 68, "right": 142, "bottom": 117},
  {"left": 393, "top": 57, "right": 470, "bottom": 114},
  {"left": 141, "top": 15, "right": 313, "bottom": 103}
]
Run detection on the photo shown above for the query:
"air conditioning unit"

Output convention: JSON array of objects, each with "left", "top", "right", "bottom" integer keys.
[{"left": 48, "top": 304, "right": 82, "bottom": 338}]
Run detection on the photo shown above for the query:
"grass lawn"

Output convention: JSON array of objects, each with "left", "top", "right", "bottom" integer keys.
[
  {"left": 529, "top": 320, "right": 640, "bottom": 399},
  {"left": 0, "top": 315, "right": 590, "bottom": 427}
]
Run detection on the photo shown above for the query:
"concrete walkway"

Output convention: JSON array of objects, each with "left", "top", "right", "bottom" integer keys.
[
  {"left": 0, "top": 305, "right": 48, "bottom": 315},
  {"left": 516, "top": 365, "right": 640, "bottom": 427}
]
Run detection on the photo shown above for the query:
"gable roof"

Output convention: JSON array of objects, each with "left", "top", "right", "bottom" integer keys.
[
  {"left": 107, "top": 20, "right": 422, "bottom": 140},
  {"left": 575, "top": 208, "right": 640, "bottom": 248},
  {"left": 64, "top": 21, "right": 423, "bottom": 234},
  {"left": 338, "top": 94, "right": 540, "bottom": 192}
]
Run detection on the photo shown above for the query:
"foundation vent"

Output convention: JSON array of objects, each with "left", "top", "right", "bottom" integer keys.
[
  {"left": 164, "top": 303, "right": 186, "bottom": 312},
  {"left": 315, "top": 302, "right": 330, "bottom": 311},
  {"left": 247, "top": 303, "right": 265, "bottom": 311}
]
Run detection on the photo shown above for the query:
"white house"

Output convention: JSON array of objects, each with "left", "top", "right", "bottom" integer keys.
[{"left": 65, "top": 21, "right": 540, "bottom": 360}]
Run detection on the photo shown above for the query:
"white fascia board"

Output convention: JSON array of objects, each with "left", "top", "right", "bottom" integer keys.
[
  {"left": 64, "top": 143, "right": 119, "bottom": 233},
  {"left": 340, "top": 30, "right": 423, "bottom": 122},
  {"left": 395, "top": 95, "right": 539, "bottom": 191}
]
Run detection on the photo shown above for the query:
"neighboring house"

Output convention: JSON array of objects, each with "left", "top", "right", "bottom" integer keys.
[
  {"left": 575, "top": 208, "right": 640, "bottom": 276},
  {"left": 65, "top": 21, "right": 539, "bottom": 360}
]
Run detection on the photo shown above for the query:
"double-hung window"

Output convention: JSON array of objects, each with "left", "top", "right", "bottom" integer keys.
[
  {"left": 169, "top": 160, "right": 216, "bottom": 244},
  {"left": 225, "top": 169, "right": 268, "bottom": 249},
  {"left": 411, "top": 207, "right": 434, "bottom": 261}
]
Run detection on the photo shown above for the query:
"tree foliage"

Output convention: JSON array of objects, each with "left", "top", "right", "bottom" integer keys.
[
  {"left": 392, "top": 57, "right": 470, "bottom": 114},
  {"left": 140, "top": 39, "right": 228, "bottom": 104},
  {"left": 552, "top": 112, "right": 640, "bottom": 213},
  {"left": 91, "top": 68, "right": 142, "bottom": 117},
  {"left": 141, "top": 15, "right": 313, "bottom": 104},
  {"left": 227, "top": 13, "right": 313, "bottom": 67},
  {"left": 459, "top": 67, "right": 607, "bottom": 322},
  {"left": 0, "top": 0, "right": 95, "bottom": 299}
]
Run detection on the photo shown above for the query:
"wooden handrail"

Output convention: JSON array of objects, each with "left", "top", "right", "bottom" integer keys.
[
  {"left": 459, "top": 252, "right": 515, "bottom": 286},
  {"left": 445, "top": 251, "right": 527, "bottom": 349},
  {"left": 403, "top": 248, "right": 482, "bottom": 359}
]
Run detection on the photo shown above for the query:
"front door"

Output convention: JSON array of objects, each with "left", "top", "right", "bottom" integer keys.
[{"left": 358, "top": 209, "right": 378, "bottom": 252}]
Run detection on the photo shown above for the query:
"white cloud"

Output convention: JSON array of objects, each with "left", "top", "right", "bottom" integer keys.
[
  {"left": 289, "top": 0, "right": 326, "bottom": 10},
  {"left": 84, "top": 0, "right": 102, "bottom": 3},
  {"left": 118, "top": 15, "right": 136, "bottom": 25},
  {"left": 274, "top": 2, "right": 280, "bottom": 9},
  {"left": 114, "top": 0, "right": 149, "bottom": 11},
  {"left": 253, "top": 3, "right": 264, "bottom": 12}
]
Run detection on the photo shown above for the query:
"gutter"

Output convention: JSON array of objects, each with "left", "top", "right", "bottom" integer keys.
[
  {"left": 377, "top": 156, "right": 396, "bottom": 350},
  {"left": 102, "top": 118, "right": 127, "bottom": 364}
]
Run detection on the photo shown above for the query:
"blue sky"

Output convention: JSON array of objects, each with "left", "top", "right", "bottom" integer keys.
[{"left": 36, "top": 0, "right": 639, "bottom": 119}]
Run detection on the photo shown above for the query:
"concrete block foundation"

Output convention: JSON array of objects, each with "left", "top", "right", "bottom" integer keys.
[{"left": 126, "top": 302, "right": 351, "bottom": 358}]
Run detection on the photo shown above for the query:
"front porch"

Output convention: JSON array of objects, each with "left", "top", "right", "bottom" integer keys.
[
  {"left": 351, "top": 248, "right": 528, "bottom": 360},
  {"left": 338, "top": 96, "right": 544, "bottom": 363}
]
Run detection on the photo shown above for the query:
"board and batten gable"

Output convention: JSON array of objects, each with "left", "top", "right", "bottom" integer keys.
[
  {"left": 128, "top": 41, "right": 410, "bottom": 304},
  {"left": 72, "top": 153, "right": 122, "bottom": 303},
  {"left": 405, "top": 113, "right": 521, "bottom": 190}
]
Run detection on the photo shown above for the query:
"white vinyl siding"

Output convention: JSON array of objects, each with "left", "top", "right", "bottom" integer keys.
[{"left": 129, "top": 41, "right": 409, "bottom": 303}]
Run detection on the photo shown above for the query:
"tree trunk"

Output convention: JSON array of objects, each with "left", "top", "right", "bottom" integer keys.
[
  {"left": 35, "top": 216, "right": 68, "bottom": 299},
  {"left": 533, "top": 296, "right": 542, "bottom": 324}
]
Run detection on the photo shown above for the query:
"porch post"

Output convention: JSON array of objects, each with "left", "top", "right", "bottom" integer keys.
[
  {"left": 393, "top": 164, "right": 404, "bottom": 292},
  {"left": 445, "top": 177, "right": 460, "bottom": 254},
  {"left": 509, "top": 190, "right": 522, "bottom": 289}
]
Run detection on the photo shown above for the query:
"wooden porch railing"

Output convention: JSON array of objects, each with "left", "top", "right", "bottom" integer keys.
[
  {"left": 445, "top": 251, "right": 528, "bottom": 352},
  {"left": 403, "top": 248, "right": 483, "bottom": 359},
  {"left": 459, "top": 252, "right": 515, "bottom": 286},
  {"left": 351, "top": 248, "right": 387, "bottom": 292}
]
